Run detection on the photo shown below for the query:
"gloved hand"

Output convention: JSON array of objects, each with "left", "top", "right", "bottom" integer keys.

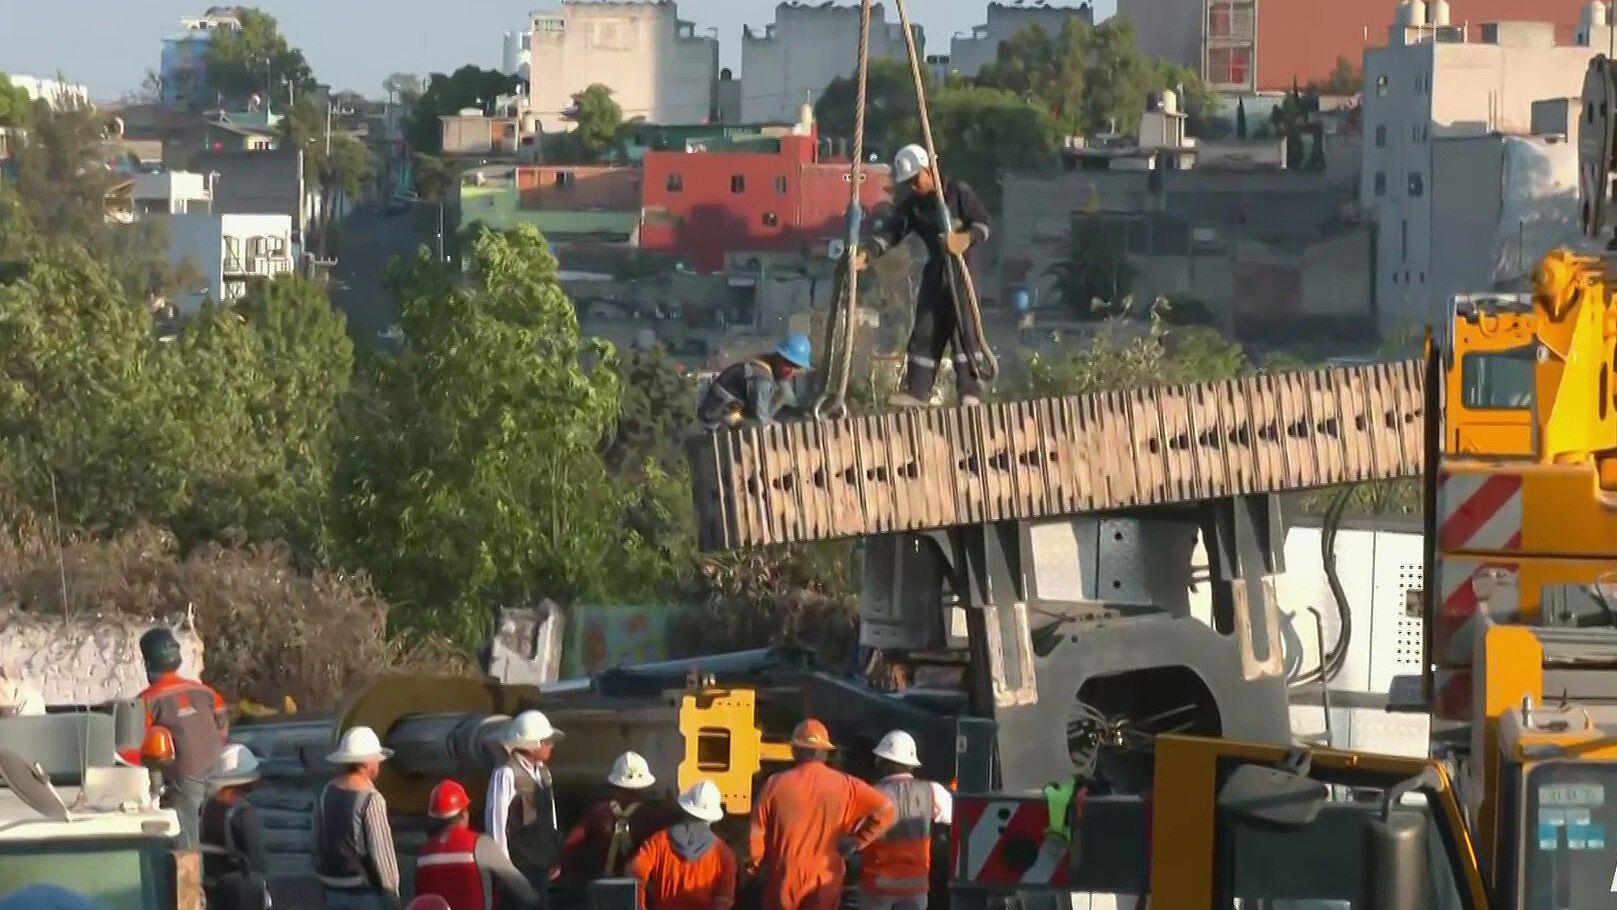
[{"left": 945, "top": 230, "right": 974, "bottom": 256}]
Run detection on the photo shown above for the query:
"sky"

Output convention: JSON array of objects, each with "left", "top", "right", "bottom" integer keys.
[{"left": 0, "top": 0, "right": 1116, "bottom": 101}]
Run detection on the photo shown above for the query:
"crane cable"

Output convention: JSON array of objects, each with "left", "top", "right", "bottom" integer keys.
[
  {"left": 890, "top": 0, "right": 999, "bottom": 387},
  {"left": 812, "top": 0, "right": 873, "bottom": 419}
]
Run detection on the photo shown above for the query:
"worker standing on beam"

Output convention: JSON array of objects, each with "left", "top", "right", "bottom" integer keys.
[
  {"left": 697, "top": 332, "right": 813, "bottom": 431},
  {"left": 561, "top": 750, "right": 676, "bottom": 887},
  {"left": 855, "top": 144, "right": 993, "bottom": 408},
  {"left": 487, "top": 710, "right": 565, "bottom": 907},
  {"left": 629, "top": 780, "right": 737, "bottom": 910},
  {"left": 858, "top": 731, "right": 952, "bottom": 910},
  {"left": 748, "top": 719, "right": 896, "bottom": 910}
]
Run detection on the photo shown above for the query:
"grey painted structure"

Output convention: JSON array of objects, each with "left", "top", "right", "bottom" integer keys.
[
  {"left": 741, "top": 3, "right": 921, "bottom": 124},
  {"left": 949, "top": 2, "right": 1095, "bottom": 77}
]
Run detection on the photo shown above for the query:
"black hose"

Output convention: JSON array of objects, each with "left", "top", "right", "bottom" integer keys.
[{"left": 1291, "top": 484, "right": 1357, "bottom": 688}]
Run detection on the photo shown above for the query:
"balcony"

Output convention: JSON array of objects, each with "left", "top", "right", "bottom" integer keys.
[{"left": 222, "top": 255, "right": 293, "bottom": 278}]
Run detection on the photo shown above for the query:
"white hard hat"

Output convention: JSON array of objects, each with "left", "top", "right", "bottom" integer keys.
[
  {"left": 607, "top": 750, "right": 656, "bottom": 789},
  {"left": 502, "top": 710, "right": 563, "bottom": 749},
  {"left": 873, "top": 730, "right": 922, "bottom": 767},
  {"left": 677, "top": 779, "right": 726, "bottom": 823},
  {"left": 207, "top": 743, "right": 263, "bottom": 789},
  {"left": 327, "top": 726, "right": 393, "bottom": 765},
  {"left": 892, "top": 144, "right": 930, "bottom": 183}
]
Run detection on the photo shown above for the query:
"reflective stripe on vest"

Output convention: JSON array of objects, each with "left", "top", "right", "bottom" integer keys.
[
  {"left": 417, "top": 826, "right": 490, "bottom": 910},
  {"left": 861, "top": 776, "right": 934, "bottom": 896}
]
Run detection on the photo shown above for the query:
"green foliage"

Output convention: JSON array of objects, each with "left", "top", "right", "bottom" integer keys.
[
  {"left": 1005, "top": 300, "right": 1248, "bottom": 399},
  {"left": 0, "top": 73, "right": 33, "bottom": 129},
  {"left": 559, "top": 84, "right": 624, "bottom": 163},
  {"left": 1046, "top": 213, "right": 1134, "bottom": 317},
  {"left": 340, "top": 225, "right": 672, "bottom": 643},
  {"left": 916, "top": 84, "right": 1060, "bottom": 208},
  {"left": 1313, "top": 57, "right": 1363, "bottom": 96},
  {"left": 1269, "top": 84, "right": 1320, "bottom": 171},
  {"left": 815, "top": 59, "right": 926, "bottom": 160},
  {"left": 203, "top": 8, "right": 315, "bottom": 108},
  {"left": 406, "top": 65, "right": 521, "bottom": 155},
  {"left": 1236, "top": 96, "right": 1248, "bottom": 140}
]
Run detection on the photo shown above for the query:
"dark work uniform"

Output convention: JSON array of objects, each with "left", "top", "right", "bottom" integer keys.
[
  {"left": 697, "top": 359, "right": 794, "bottom": 431},
  {"left": 200, "top": 793, "right": 271, "bottom": 910},
  {"left": 867, "top": 180, "right": 992, "bottom": 400}
]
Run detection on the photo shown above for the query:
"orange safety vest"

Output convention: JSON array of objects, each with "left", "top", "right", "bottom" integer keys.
[{"left": 859, "top": 776, "right": 935, "bottom": 897}]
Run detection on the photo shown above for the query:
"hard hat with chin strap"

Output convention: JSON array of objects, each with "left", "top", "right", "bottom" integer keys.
[
  {"left": 892, "top": 144, "right": 930, "bottom": 183},
  {"left": 607, "top": 750, "right": 656, "bottom": 789},
  {"left": 873, "top": 729, "right": 922, "bottom": 767},
  {"left": 775, "top": 331, "right": 813, "bottom": 369}
]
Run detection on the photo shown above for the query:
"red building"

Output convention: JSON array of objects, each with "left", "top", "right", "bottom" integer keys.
[{"left": 639, "top": 128, "right": 893, "bottom": 272}]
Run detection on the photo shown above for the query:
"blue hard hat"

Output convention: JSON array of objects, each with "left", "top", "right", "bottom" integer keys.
[{"left": 775, "top": 331, "right": 813, "bottom": 369}]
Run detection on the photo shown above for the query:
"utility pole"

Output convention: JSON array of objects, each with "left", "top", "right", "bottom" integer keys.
[{"left": 437, "top": 201, "right": 445, "bottom": 262}]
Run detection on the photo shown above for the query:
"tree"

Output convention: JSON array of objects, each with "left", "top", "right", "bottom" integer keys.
[
  {"left": 203, "top": 8, "right": 315, "bottom": 108},
  {"left": 406, "top": 65, "right": 521, "bottom": 155},
  {"left": 340, "top": 225, "right": 673, "bottom": 643},
  {"left": 1006, "top": 301, "right": 1247, "bottom": 399},
  {"left": 815, "top": 59, "right": 927, "bottom": 160},
  {"left": 1270, "top": 84, "right": 1310, "bottom": 170},
  {"left": 556, "top": 84, "right": 623, "bottom": 163},
  {"left": 0, "top": 73, "right": 34, "bottom": 129},
  {"left": 1235, "top": 96, "right": 1248, "bottom": 140},
  {"left": 919, "top": 84, "right": 1060, "bottom": 208},
  {"left": 978, "top": 21, "right": 1087, "bottom": 131},
  {"left": 383, "top": 72, "right": 425, "bottom": 105},
  {"left": 277, "top": 99, "right": 377, "bottom": 255},
  {"left": 1315, "top": 57, "right": 1363, "bottom": 96},
  {"left": 1046, "top": 212, "right": 1134, "bottom": 317}
]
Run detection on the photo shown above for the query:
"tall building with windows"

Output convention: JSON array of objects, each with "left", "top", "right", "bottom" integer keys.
[
  {"left": 1361, "top": 3, "right": 1599, "bottom": 332},
  {"left": 528, "top": 1, "right": 718, "bottom": 132}
]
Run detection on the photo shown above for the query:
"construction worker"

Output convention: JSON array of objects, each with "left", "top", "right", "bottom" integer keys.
[
  {"left": 697, "top": 332, "right": 812, "bottom": 431},
  {"left": 312, "top": 726, "right": 402, "bottom": 910},
  {"left": 560, "top": 750, "right": 676, "bottom": 887},
  {"left": 748, "top": 719, "right": 896, "bottom": 910},
  {"left": 855, "top": 143, "right": 993, "bottom": 407},
  {"left": 200, "top": 744, "right": 271, "bottom": 910},
  {"left": 416, "top": 779, "right": 542, "bottom": 910},
  {"left": 486, "top": 710, "right": 564, "bottom": 905},
  {"left": 136, "top": 626, "right": 227, "bottom": 849},
  {"left": 858, "top": 731, "right": 952, "bottom": 910},
  {"left": 629, "top": 780, "right": 736, "bottom": 910}
]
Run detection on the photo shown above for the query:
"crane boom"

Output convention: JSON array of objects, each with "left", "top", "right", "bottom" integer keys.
[{"left": 690, "top": 358, "right": 1427, "bottom": 550}]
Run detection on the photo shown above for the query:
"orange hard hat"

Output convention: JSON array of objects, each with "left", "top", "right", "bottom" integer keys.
[
  {"left": 141, "top": 725, "right": 176, "bottom": 768},
  {"left": 428, "top": 779, "right": 471, "bottom": 819},
  {"left": 407, "top": 897, "right": 452, "bottom": 910},
  {"left": 790, "top": 718, "right": 835, "bottom": 750}
]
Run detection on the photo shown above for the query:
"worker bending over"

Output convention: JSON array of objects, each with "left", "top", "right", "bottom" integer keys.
[
  {"left": 858, "top": 732, "right": 952, "bottom": 910},
  {"left": 312, "top": 726, "right": 401, "bottom": 910},
  {"left": 697, "top": 332, "right": 812, "bottom": 431},
  {"left": 630, "top": 780, "right": 737, "bottom": 910},
  {"left": 416, "top": 779, "right": 542, "bottom": 910},
  {"left": 486, "top": 710, "right": 565, "bottom": 906},
  {"left": 137, "top": 627, "right": 228, "bottom": 848},
  {"left": 200, "top": 744, "right": 271, "bottom": 910},
  {"left": 561, "top": 750, "right": 676, "bottom": 887},
  {"left": 749, "top": 719, "right": 896, "bottom": 910},
  {"left": 856, "top": 144, "right": 992, "bottom": 407}
]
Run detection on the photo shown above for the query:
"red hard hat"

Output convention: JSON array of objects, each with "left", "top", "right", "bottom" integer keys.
[
  {"left": 428, "top": 779, "right": 471, "bottom": 819},
  {"left": 791, "top": 718, "right": 835, "bottom": 751},
  {"left": 407, "top": 897, "right": 453, "bottom": 910}
]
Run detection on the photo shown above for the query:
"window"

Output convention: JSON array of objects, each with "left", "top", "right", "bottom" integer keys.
[
  {"left": 555, "top": 171, "right": 575, "bottom": 188},
  {"left": 1375, "top": 125, "right": 1386, "bottom": 147},
  {"left": 1374, "top": 172, "right": 1387, "bottom": 196},
  {"left": 762, "top": 211, "right": 779, "bottom": 227},
  {"left": 731, "top": 174, "right": 747, "bottom": 194},
  {"left": 775, "top": 175, "right": 788, "bottom": 195},
  {"left": 0, "top": 837, "right": 179, "bottom": 910},
  {"left": 1206, "top": 47, "right": 1251, "bottom": 87},
  {"left": 1376, "top": 74, "right": 1390, "bottom": 97},
  {"left": 1462, "top": 345, "right": 1535, "bottom": 409},
  {"left": 666, "top": 173, "right": 683, "bottom": 193},
  {"left": 1408, "top": 172, "right": 1425, "bottom": 197}
]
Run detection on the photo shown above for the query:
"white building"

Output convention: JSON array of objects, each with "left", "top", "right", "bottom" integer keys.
[
  {"left": 528, "top": 1, "right": 718, "bottom": 133},
  {"left": 741, "top": 3, "right": 921, "bottom": 124},
  {"left": 133, "top": 172, "right": 214, "bottom": 216},
  {"left": 949, "top": 2, "right": 1094, "bottom": 78},
  {"left": 6, "top": 75, "right": 90, "bottom": 109},
  {"left": 168, "top": 213, "right": 294, "bottom": 314},
  {"left": 1360, "top": 1, "right": 1603, "bottom": 333},
  {"left": 503, "top": 26, "right": 534, "bottom": 82}
]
